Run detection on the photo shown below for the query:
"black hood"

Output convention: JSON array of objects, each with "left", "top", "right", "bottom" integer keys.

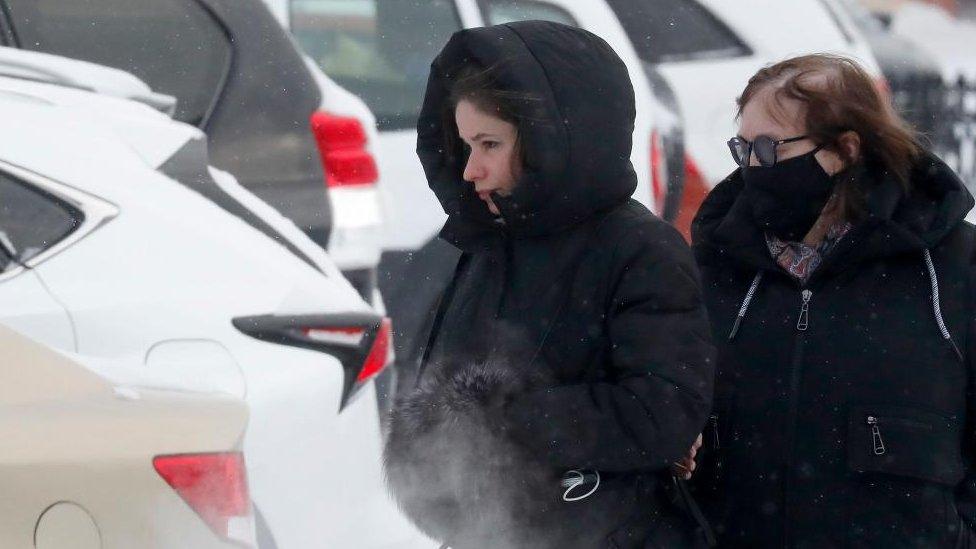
[
  {"left": 416, "top": 21, "right": 637, "bottom": 244},
  {"left": 692, "top": 153, "right": 975, "bottom": 271}
]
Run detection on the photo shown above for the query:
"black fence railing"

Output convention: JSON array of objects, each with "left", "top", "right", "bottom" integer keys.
[{"left": 890, "top": 74, "right": 976, "bottom": 193}]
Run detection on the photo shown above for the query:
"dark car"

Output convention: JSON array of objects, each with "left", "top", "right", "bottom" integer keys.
[{"left": 0, "top": 0, "right": 336, "bottom": 256}]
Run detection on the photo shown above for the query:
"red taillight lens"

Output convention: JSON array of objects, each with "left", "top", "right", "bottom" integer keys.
[
  {"left": 310, "top": 111, "right": 379, "bottom": 187},
  {"left": 673, "top": 155, "right": 711, "bottom": 243},
  {"left": 153, "top": 452, "right": 253, "bottom": 544},
  {"left": 301, "top": 318, "right": 390, "bottom": 382},
  {"left": 357, "top": 317, "right": 391, "bottom": 382},
  {"left": 650, "top": 129, "right": 665, "bottom": 212}
]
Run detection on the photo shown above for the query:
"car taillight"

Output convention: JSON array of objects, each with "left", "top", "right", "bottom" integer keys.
[
  {"left": 650, "top": 129, "right": 665, "bottom": 214},
  {"left": 673, "top": 155, "right": 711, "bottom": 243},
  {"left": 357, "top": 317, "right": 391, "bottom": 382},
  {"left": 300, "top": 317, "right": 391, "bottom": 383},
  {"left": 153, "top": 452, "right": 254, "bottom": 546},
  {"left": 233, "top": 313, "right": 392, "bottom": 410},
  {"left": 309, "top": 111, "right": 379, "bottom": 188}
]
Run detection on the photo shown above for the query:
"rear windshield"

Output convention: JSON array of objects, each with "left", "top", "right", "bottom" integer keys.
[
  {"left": 6, "top": 0, "right": 232, "bottom": 126},
  {"left": 604, "top": 0, "right": 751, "bottom": 63},
  {"left": 291, "top": 0, "right": 463, "bottom": 131}
]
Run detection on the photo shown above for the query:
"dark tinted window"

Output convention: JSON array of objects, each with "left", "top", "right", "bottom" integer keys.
[
  {"left": 0, "top": 171, "right": 80, "bottom": 267},
  {"left": 291, "top": 0, "right": 462, "bottom": 131},
  {"left": 605, "top": 0, "right": 750, "bottom": 63},
  {"left": 480, "top": 0, "right": 578, "bottom": 26},
  {"left": 6, "top": 0, "right": 232, "bottom": 125}
]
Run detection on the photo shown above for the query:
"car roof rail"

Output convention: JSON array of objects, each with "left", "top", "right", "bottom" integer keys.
[{"left": 0, "top": 46, "right": 176, "bottom": 116}]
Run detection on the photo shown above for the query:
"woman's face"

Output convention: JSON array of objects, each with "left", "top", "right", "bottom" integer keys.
[
  {"left": 455, "top": 99, "right": 520, "bottom": 216},
  {"left": 738, "top": 89, "right": 846, "bottom": 175}
]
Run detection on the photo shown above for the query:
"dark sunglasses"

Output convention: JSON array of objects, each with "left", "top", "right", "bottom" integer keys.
[{"left": 727, "top": 135, "right": 810, "bottom": 168}]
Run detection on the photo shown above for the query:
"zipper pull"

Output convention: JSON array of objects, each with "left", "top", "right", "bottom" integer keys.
[
  {"left": 867, "top": 416, "right": 886, "bottom": 455},
  {"left": 709, "top": 413, "right": 720, "bottom": 450},
  {"left": 796, "top": 289, "right": 812, "bottom": 331}
]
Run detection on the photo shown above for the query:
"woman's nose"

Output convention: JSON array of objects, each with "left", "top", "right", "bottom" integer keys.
[{"left": 463, "top": 155, "right": 484, "bottom": 182}]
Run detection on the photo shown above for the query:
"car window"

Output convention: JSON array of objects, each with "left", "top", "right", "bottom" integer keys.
[
  {"left": 0, "top": 171, "right": 81, "bottom": 268},
  {"left": 5, "top": 0, "right": 232, "bottom": 126},
  {"left": 290, "top": 0, "right": 462, "bottom": 131},
  {"left": 479, "top": 0, "right": 578, "bottom": 27},
  {"left": 604, "top": 0, "right": 750, "bottom": 63}
]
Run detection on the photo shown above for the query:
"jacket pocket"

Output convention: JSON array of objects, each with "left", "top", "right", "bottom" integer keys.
[
  {"left": 846, "top": 404, "right": 964, "bottom": 548},
  {"left": 847, "top": 404, "right": 964, "bottom": 486}
]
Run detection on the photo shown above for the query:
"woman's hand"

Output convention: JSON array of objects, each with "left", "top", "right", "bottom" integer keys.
[{"left": 671, "top": 434, "right": 703, "bottom": 480}]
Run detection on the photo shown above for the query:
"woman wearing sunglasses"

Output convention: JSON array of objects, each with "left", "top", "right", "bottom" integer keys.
[{"left": 690, "top": 53, "right": 976, "bottom": 547}]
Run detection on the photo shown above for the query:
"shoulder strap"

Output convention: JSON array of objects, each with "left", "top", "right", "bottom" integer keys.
[{"left": 413, "top": 252, "right": 468, "bottom": 387}]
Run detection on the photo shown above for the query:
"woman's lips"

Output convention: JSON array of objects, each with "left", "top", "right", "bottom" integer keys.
[{"left": 477, "top": 190, "right": 495, "bottom": 201}]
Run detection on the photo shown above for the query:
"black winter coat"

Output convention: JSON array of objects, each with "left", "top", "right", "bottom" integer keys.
[
  {"left": 383, "top": 21, "right": 716, "bottom": 549},
  {"left": 691, "top": 154, "right": 976, "bottom": 548}
]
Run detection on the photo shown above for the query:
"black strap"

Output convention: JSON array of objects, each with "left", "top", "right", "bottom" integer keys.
[
  {"left": 413, "top": 253, "right": 468, "bottom": 387},
  {"left": 672, "top": 476, "right": 717, "bottom": 547}
]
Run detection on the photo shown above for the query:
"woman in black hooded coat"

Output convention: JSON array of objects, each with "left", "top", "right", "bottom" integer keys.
[
  {"left": 691, "top": 54, "right": 976, "bottom": 548},
  {"left": 383, "top": 21, "right": 715, "bottom": 549}
]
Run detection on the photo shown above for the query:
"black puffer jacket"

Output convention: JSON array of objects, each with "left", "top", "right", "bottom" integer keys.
[
  {"left": 691, "top": 154, "right": 976, "bottom": 548},
  {"left": 383, "top": 21, "right": 715, "bottom": 549}
]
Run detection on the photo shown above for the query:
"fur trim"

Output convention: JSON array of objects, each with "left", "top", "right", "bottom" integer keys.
[{"left": 384, "top": 362, "right": 644, "bottom": 548}]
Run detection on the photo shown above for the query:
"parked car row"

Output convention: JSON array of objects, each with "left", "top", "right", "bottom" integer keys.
[
  {"left": 0, "top": 44, "right": 431, "bottom": 548},
  {"left": 0, "top": 0, "right": 408, "bottom": 409},
  {"left": 0, "top": 0, "right": 953, "bottom": 546}
]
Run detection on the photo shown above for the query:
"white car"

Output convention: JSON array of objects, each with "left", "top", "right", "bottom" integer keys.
[
  {"left": 0, "top": 48, "right": 432, "bottom": 549},
  {"left": 0, "top": 324, "right": 254, "bottom": 548},
  {"left": 884, "top": 0, "right": 976, "bottom": 81},
  {"left": 0, "top": 0, "right": 388, "bottom": 314},
  {"left": 602, "top": 0, "right": 883, "bottom": 198},
  {"left": 269, "top": 0, "right": 685, "bottom": 383}
]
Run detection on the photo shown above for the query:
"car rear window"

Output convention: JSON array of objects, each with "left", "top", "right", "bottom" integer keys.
[
  {"left": 5, "top": 0, "right": 232, "bottom": 126},
  {"left": 0, "top": 170, "right": 80, "bottom": 267},
  {"left": 604, "top": 0, "right": 751, "bottom": 63},
  {"left": 290, "top": 0, "right": 462, "bottom": 131}
]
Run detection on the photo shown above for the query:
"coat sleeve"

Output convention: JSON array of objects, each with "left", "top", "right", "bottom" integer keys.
[{"left": 501, "top": 220, "right": 716, "bottom": 472}]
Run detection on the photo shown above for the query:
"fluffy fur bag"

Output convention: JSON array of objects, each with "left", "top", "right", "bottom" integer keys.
[{"left": 383, "top": 362, "right": 645, "bottom": 549}]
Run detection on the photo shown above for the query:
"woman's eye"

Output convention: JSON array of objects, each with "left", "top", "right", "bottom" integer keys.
[{"left": 482, "top": 141, "right": 499, "bottom": 150}]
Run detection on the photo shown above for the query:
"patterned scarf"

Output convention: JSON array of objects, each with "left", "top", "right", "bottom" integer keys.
[{"left": 766, "top": 221, "right": 852, "bottom": 284}]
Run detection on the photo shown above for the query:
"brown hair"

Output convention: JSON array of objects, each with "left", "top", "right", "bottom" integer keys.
[
  {"left": 441, "top": 63, "right": 540, "bottom": 172},
  {"left": 737, "top": 54, "right": 922, "bottom": 220}
]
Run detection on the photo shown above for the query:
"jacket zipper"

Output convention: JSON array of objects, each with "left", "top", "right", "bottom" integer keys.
[
  {"left": 709, "top": 413, "right": 720, "bottom": 450},
  {"left": 866, "top": 416, "right": 886, "bottom": 456},
  {"left": 796, "top": 290, "right": 812, "bottom": 331},
  {"left": 784, "top": 288, "right": 812, "bottom": 548}
]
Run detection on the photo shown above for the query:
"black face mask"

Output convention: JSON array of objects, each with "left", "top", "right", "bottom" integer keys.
[{"left": 741, "top": 147, "right": 835, "bottom": 241}]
